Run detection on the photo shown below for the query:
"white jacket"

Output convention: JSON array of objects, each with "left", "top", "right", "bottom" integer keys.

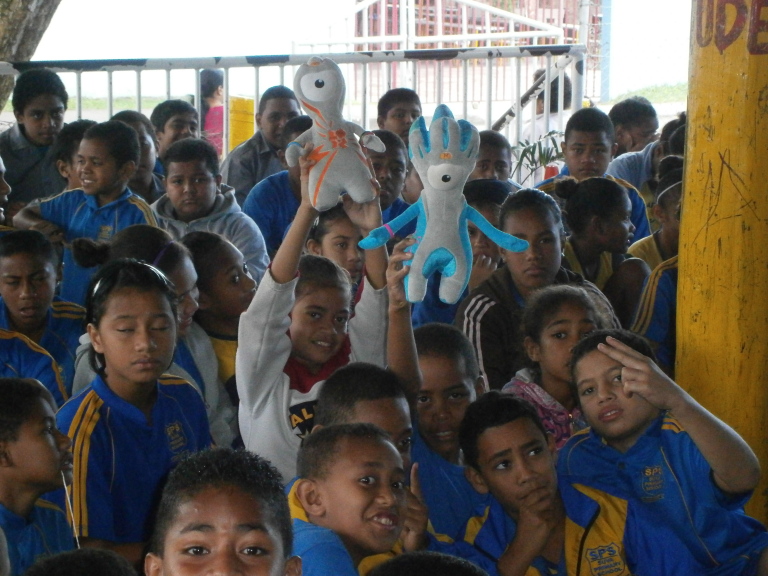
[
  {"left": 151, "top": 185, "right": 269, "bottom": 283},
  {"left": 236, "top": 270, "right": 387, "bottom": 479}
]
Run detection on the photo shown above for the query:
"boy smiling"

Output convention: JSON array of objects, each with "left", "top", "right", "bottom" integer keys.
[{"left": 294, "top": 424, "right": 409, "bottom": 576}]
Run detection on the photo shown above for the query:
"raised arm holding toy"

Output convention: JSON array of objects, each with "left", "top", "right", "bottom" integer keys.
[{"left": 360, "top": 105, "right": 528, "bottom": 304}]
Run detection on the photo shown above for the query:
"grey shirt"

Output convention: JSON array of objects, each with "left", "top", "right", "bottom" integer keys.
[
  {"left": 220, "top": 130, "right": 283, "bottom": 207},
  {"left": 0, "top": 124, "right": 66, "bottom": 204}
]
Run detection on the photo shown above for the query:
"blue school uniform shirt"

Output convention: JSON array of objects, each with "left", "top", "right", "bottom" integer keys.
[
  {"left": 429, "top": 495, "right": 566, "bottom": 576},
  {"left": 0, "top": 328, "right": 67, "bottom": 407},
  {"left": 382, "top": 197, "right": 417, "bottom": 237},
  {"left": 242, "top": 171, "right": 299, "bottom": 257},
  {"left": 55, "top": 373, "right": 211, "bottom": 543},
  {"left": 558, "top": 414, "right": 768, "bottom": 575},
  {"left": 37, "top": 188, "right": 157, "bottom": 305},
  {"left": 0, "top": 297, "right": 85, "bottom": 396},
  {"left": 412, "top": 429, "right": 489, "bottom": 539},
  {"left": 535, "top": 168, "right": 650, "bottom": 241},
  {"left": 632, "top": 255, "right": 678, "bottom": 369},
  {"left": 292, "top": 518, "right": 359, "bottom": 576},
  {"left": 0, "top": 500, "right": 73, "bottom": 576}
]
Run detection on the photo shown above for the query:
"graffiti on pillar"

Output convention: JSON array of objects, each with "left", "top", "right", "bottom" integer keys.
[
  {"left": 691, "top": 149, "right": 763, "bottom": 246},
  {"left": 696, "top": 0, "right": 768, "bottom": 54},
  {"left": 759, "top": 85, "right": 768, "bottom": 114}
]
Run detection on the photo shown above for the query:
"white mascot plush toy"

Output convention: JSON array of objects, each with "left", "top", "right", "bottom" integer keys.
[
  {"left": 360, "top": 105, "right": 528, "bottom": 304},
  {"left": 285, "top": 56, "right": 386, "bottom": 211}
]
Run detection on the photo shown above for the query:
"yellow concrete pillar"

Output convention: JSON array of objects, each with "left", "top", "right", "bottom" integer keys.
[{"left": 679, "top": 0, "right": 768, "bottom": 520}]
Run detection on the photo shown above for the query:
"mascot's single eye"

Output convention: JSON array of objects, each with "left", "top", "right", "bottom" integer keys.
[
  {"left": 427, "top": 163, "right": 465, "bottom": 191},
  {"left": 300, "top": 71, "right": 336, "bottom": 102}
]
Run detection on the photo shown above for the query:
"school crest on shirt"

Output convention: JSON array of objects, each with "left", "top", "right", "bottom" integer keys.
[
  {"left": 289, "top": 401, "right": 317, "bottom": 438},
  {"left": 165, "top": 421, "right": 188, "bottom": 453},
  {"left": 640, "top": 464, "right": 665, "bottom": 502},
  {"left": 97, "top": 225, "right": 114, "bottom": 241},
  {"left": 585, "top": 542, "right": 625, "bottom": 576}
]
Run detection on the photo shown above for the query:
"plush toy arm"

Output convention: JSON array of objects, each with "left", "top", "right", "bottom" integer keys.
[
  {"left": 360, "top": 131, "right": 386, "bottom": 152},
  {"left": 465, "top": 206, "right": 529, "bottom": 252},
  {"left": 284, "top": 130, "right": 313, "bottom": 167},
  {"left": 358, "top": 226, "right": 392, "bottom": 250},
  {"left": 359, "top": 202, "right": 421, "bottom": 249}
]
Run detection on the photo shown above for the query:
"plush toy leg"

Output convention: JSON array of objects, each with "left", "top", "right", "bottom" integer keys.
[
  {"left": 344, "top": 152, "right": 377, "bottom": 205},
  {"left": 307, "top": 158, "right": 340, "bottom": 212},
  {"left": 437, "top": 255, "right": 469, "bottom": 305}
]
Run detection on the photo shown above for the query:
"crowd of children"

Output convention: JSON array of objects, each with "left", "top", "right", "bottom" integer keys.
[{"left": 0, "top": 66, "right": 765, "bottom": 576}]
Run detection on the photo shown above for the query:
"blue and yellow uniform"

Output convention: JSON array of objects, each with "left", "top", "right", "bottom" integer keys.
[
  {"left": 535, "top": 169, "right": 651, "bottom": 241},
  {"left": 558, "top": 415, "right": 768, "bottom": 575},
  {"left": 0, "top": 328, "right": 66, "bottom": 406},
  {"left": 0, "top": 499, "right": 73, "bottom": 576},
  {"left": 632, "top": 256, "right": 678, "bottom": 370},
  {"left": 37, "top": 188, "right": 156, "bottom": 305},
  {"left": 293, "top": 518, "right": 360, "bottom": 576},
  {"left": 412, "top": 429, "right": 489, "bottom": 539},
  {"left": 429, "top": 495, "right": 566, "bottom": 576},
  {"left": 56, "top": 373, "right": 211, "bottom": 543},
  {"left": 0, "top": 296, "right": 85, "bottom": 396}
]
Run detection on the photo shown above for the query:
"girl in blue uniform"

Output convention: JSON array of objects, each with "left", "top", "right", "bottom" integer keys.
[{"left": 56, "top": 259, "right": 211, "bottom": 565}]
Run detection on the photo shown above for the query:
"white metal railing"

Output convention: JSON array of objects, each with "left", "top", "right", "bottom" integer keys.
[{"left": 0, "top": 45, "right": 585, "bottom": 156}]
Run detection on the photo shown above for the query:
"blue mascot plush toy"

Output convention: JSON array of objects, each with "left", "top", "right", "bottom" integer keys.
[{"left": 359, "top": 105, "right": 528, "bottom": 304}]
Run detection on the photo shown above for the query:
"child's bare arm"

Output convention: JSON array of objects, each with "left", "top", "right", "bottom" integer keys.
[
  {"left": 599, "top": 336, "right": 761, "bottom": 494},
  {"left": 270, "top": 148, "right": 318, "bottom": 285},
  {"left": 386, "top": 238, "right": 421, "bottom": 403},
  {"left": 342, "top": 177, "right": 387, "bottom": 290},
  {"left": 13, "top": 203, "right": 64, "bottom": 242}
]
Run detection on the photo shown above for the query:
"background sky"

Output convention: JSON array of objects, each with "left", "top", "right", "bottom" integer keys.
[{"left": 29, "top": 0, "right": 692, "bottom": 102}]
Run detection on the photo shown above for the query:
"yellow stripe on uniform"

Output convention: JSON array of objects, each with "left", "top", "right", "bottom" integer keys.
[
  {"left": 159, "top": 374, "right": 192, "bottom": 387},
  {"left": 68, "top": 391, "right": 103, "bottom": 538},
  {"left": 661, "top": 414, "right": 683, "bottom": 434},
  {"left": 127, "top": 196, "right": 158, "bottom": 226},
  {"left": 631, "top": 256, "right": 678, "bottom": 335},
  {"left": 462, "top": 506, "right": 491, "bottom": 546},
  {"left": 0, "top": 329, "right": 68, "bottom": 402},
  {"left": 36, "top": 499, "right": 65, "bottom": 513}
]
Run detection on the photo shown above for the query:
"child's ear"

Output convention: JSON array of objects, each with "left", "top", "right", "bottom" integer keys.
[
  {"left": 295, "top": 479, "right": 326, "bottom": 517},
  {"left": 464, "top": 466, "right": 489, "bottom": 495},
  {"left": 197, "top": 290, "right": 212, "bottom": 311},
  {"left": 474, "top": 376, "right": 487, "bottom": 397},
  {"left": 591, "top": 214, "right": 607, "bottom": 238},
  {"left": 118, "top": 160, "right": 137, "bottom": 182},
  {"left": 305, "top": 239, "right": 322, "bottom": 256},
  {"left": 215, "top": 174, "right": 223, "bottom": 190},
  {"left": 524, "top": 336, "right": 541, "bottom": 363},
  {"left": 652, "top": 203, "right": 665, "bottom": 223},
  {"left": 87, "top": 323, "right": 104, "bottom": 354},
  {"left": 284, "top": 556, "right": 302, "bottom": 576},
  {"left": 56, "top": 160, "right": 71, "bottom": 180},
  {"left": 610, "top": 141, "right": 619, "bottom": 159},
  {"left": 144, "top": 553, "right": 163, "bottom": 576},
  {"left": 0, "top": 443, "right": 12, "bottom": 467},
  {"left": 376, "top": 116, "right": 386, "bottom": 129}
]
